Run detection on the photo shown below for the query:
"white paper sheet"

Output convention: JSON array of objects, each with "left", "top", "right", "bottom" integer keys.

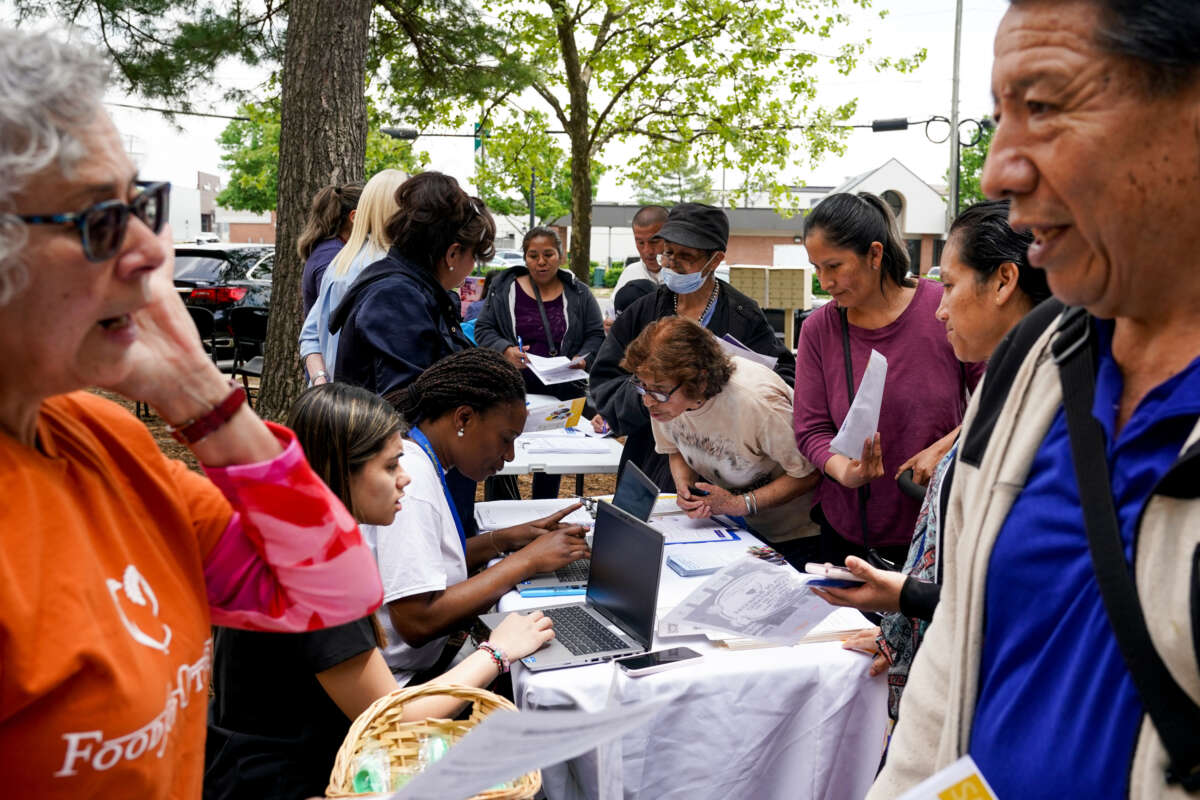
[
  {"left": 474, "top": 499, "right": 593, "bottom": 531},
  {"left": 650, "top": 515, "right": 741, "bottom": 544},
  {"left": 522, "top": 435, "right": 611, "bottom": 455},
  {"left": 389, "top": 697, "right": 673, "bottom": 800},
  {"left": 830, "top": 348, "right": 888, "bottom": 459},
  {"left": 525, "top": 352, "right": 586, "bottom": 386},
  {"left": 718, "top": 333, "right": 779, "bottom": 371},
  {"left": 659, "top": 557, "right": 832, "bottom": 644}
]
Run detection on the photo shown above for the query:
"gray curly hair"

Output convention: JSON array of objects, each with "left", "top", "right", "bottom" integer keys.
[{"left": 0, "top": 28, "right": 111, "bottom": 306}]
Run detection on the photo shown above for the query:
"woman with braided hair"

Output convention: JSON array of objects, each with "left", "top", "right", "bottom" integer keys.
[{"left": 368, "top": 348, "right": 590, "bottom": 680}]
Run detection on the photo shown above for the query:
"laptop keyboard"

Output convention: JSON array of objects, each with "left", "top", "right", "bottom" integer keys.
[
  {"left": 554, "top": 558, "right": 591, "bottom": 582},
  {"left": 543, "top": 605, "right": 628, "bottom": 655}
]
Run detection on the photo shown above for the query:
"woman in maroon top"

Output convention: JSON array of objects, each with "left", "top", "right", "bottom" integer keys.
[
  {"left": 474, "top": 226, "right": 605, "bottom": 497},
  {"left": 793, "top": 192, "right": 983, "bottom": 567}
]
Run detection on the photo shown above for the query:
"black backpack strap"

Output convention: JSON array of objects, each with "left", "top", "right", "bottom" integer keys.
[
  {"left": 1052, "top": 307, "right": 1200, "bottom": 791},
  {"left": 838, "top": 308, "right": 889, "bottom": 567},
  {"left": 960, "top": 298, "right": 1065, "bottom": 467}
]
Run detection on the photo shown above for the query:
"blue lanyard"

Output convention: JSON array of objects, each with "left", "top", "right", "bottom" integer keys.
[{"left": 408, "top": 427, "right": 468, "bottom": 556}]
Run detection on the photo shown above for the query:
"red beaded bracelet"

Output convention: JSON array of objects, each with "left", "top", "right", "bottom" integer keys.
[{"left": 166, "top": 380, "right": 247, "bottom": 445}]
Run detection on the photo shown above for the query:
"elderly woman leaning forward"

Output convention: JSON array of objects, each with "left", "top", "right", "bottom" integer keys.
[
  {"left": 621, "top": 316, "right": 821, "bottom": 565},
  {"left": 0, "top": 29, "right": 382, "bottom": 798}
]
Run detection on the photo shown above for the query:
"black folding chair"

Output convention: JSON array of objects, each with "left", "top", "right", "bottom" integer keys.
[
  {"left": 187, "top": 305, "right": 219, "bottom": 364},
  {"left": 229, "top": 306, "right": 269, "bottom": 407}
]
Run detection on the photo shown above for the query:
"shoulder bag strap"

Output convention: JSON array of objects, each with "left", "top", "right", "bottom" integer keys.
[
  {"left": 839, "top": 308, "right": 890, "bottom": 567},
  {"left": 530, "top": 280, "right": 560, "bottom": 356},
  {"left": 1053, "top": 308, "right": 1200, "bottom": 791}
]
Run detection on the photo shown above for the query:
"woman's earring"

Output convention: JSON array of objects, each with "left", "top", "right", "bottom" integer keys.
[{"left": 457, "top": 429, "right": 465, "bottom": 438}]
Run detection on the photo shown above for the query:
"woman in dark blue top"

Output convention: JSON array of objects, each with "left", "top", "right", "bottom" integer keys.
[{"left": 331, "top": 171, "right": 496, "bottom": 531}]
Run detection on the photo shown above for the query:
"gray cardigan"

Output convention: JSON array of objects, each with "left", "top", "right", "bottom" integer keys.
[{"left": 473, "top": 266, "right": 605, "bottom": 369}]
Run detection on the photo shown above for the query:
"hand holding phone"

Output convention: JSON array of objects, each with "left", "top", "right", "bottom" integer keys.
[
  {"left": 616, "top": 647, "right": 703, "bottom": 677},
  {"left": 804, "top": 562, "right": 868, "bottom": 589},
  {"left": 687, "top": 484, "right": 710, "bottom": 497}
]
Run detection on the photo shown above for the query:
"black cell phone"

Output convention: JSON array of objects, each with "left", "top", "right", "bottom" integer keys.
[
  {"left": 615, "top": 647, "right": 703, "bottom": 676},
  {"left": 687, "top": 484, "right": 710, "bottom": 497}
]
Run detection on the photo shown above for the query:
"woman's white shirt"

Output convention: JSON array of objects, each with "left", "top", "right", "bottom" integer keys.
[{"left": 360, "top": 438, "right": 469, "bottom": 683}]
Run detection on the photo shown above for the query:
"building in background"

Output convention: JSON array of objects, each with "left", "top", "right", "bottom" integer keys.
[
  {"left": 554, "top": 159, "right": 947, "bottom": 273},
  {"left": 197, "top": 172, "right": 222, "bottom": 235},
  {"left": 216, "top": 207, "right": 276, "bottom": 244}
]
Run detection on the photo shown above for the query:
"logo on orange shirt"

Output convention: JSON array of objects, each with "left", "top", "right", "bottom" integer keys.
[{"left": 105, "top": 565, "right": 172, "bottom": 653}]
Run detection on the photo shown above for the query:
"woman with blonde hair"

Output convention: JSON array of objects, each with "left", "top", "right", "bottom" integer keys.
[{"left": 299, "top": 168, "right": 407, "bottom": 385}]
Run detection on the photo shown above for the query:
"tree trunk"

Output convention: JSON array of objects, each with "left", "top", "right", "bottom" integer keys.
[
  {"left": 566, "top": 130, "right": 593, "bottom": 284},
  {"left": 256, "top": 0, "right": 372, "bottom": 421}
]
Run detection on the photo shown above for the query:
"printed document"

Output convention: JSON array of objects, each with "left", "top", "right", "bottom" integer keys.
[
  {"left": 659, "top": 557, "right": 831, "bottom": 644},
  {"left": 390, "top": 696, "right": 672, "bottom": 799}
]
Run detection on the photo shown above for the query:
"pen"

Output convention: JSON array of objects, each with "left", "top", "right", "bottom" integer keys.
[{"left": 516, "top": 335, "right": 527, "bottom": 365}]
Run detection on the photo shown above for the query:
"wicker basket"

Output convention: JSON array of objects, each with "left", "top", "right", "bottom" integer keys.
[{"left": 325, "top": 682, "right": 541, "bottom": 799}]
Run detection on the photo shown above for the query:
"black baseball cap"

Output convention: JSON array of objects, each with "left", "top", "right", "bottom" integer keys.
[{"left": 652, "top": 203, "right": 729, "bottom": 251}]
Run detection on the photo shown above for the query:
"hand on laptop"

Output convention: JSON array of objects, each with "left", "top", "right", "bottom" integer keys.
[
  {"left": 489, "top": 610, "right": 556, "bottom": 659},
  {"left": 515, "top": 527, "right": 591, "bottom": 575}
]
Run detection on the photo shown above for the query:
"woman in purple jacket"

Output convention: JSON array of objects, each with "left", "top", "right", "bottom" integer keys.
[{"left": 793, "top": 192, "right": 983, "bottom": 567}]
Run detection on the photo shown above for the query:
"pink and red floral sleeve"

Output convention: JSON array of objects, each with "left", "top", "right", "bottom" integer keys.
[{"left": 200, "top": 422, "right": 383, "bottom": 632}]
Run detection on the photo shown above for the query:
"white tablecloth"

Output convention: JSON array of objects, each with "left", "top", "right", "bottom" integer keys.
[{"left": 496, "top": 529, "right": 889, "bottom": 800}]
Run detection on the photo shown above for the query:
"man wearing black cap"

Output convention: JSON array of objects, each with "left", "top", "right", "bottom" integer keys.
[{"left": 590, "top": 202, "right": 795, "bottom": 490}]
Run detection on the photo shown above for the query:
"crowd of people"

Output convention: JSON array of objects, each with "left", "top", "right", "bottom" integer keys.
[{"left": 2, "top": 0, "right": 1199, "bottom": 797}]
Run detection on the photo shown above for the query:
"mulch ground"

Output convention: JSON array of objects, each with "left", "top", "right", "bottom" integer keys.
[{"left": 91, "top": 388, "right": 618, "bottom": 500}]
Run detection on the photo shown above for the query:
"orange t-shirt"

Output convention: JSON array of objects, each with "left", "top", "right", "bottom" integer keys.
[{"left": 0, "top": 392, "right": 231, "bottom": 798}]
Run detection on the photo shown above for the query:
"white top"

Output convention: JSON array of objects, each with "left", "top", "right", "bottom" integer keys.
[
  {"left": 362, "top": 437, "right": 469, "bottom": 683},
  {"left": 651, "top": 357, "right": 818, "bottom": 542},
  {"left": 612, "top": 259, "right": 663, "bottom": 297}
]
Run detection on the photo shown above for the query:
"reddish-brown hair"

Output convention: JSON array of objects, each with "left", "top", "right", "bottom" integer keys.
[{"left": 620, "top": 316, "right": 733, "bottom": 401}]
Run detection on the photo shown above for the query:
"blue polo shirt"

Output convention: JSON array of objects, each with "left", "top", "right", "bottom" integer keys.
[{"left": 969, "top": 319, "right": 1200, "bottom": 797}]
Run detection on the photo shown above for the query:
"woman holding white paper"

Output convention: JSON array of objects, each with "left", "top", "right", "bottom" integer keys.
[
  {"left": 793, "top": 192, "right": 985, "bottom": 568},
  {"left": 623, "top": 316, "right": 822, "bottom": 565},
  {"left": 475, "top": 226, "right": 605, "bottom": 498},
  {"left": 810, "top": 199, "right": 1050, "bottom": 723},
  {"left": 369, "top": 349, "right": 589, "bottom": 680}
]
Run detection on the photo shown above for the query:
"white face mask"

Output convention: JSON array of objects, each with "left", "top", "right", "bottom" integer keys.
[{"left": 661, "top": 253, "right": 717, "bottom": 295}]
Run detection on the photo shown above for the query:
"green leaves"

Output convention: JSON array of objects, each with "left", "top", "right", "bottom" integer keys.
[
  {"left": 215, "top": 100, "right": 428, "bottom": 212},
  {"left": 953, "top": 116, "right": 994, "bottom": 212}
]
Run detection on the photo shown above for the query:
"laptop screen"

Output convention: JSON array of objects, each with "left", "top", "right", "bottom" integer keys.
[
  {"left": 611, "top": 462, "right": 658, "bottom": 522},
  {"left": 586, "top": 501, "right": 663, "bottom": 649}
]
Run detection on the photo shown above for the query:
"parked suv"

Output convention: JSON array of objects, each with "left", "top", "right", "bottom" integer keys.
[{"left": 173, "top": 244, "right": 274, "bottom": 335}]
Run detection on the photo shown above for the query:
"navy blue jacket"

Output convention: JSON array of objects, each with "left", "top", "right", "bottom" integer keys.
[{"left": 330, "top": 247, "right": 472, "bottom": 397}]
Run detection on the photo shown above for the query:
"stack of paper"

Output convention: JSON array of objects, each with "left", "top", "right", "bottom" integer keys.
[
  {"left": 525, "top": 352, "right": 585, "bottom": 386},
  {"left": 523, "top": 436, "right": 611, "bottom": 455}
]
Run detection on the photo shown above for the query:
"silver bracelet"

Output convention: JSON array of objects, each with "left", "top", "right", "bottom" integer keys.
[
  {"left": 311, "top": 370, "right": 329, "bottom": 383},
  {"left": 744, "top": 494, "right": 753, "bottom": 515}
]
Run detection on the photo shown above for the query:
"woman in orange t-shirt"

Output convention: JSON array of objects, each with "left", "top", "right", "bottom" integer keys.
[{"left": 0, "top": 30, "right": 383, "bottom": 798}]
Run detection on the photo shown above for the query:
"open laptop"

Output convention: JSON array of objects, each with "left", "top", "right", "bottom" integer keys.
[
  {"left": 481, "top": 500, "right": 664, "bottom": 671},
  {"left": 518, "top": 461, "right": 660, "bottom": 592}
]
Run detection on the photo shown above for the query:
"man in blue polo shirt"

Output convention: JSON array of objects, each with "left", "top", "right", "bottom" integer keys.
[{"left": 868, "top": 1, "right": 1200, "bottom": 798}]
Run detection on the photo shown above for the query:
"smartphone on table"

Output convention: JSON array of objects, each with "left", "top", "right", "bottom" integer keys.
[
  {"left": 804, "top": 562, "right": 868, "bottom": 589},
  {"left": 615, "top": 647, "right": 703, "bottom": 677}
]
